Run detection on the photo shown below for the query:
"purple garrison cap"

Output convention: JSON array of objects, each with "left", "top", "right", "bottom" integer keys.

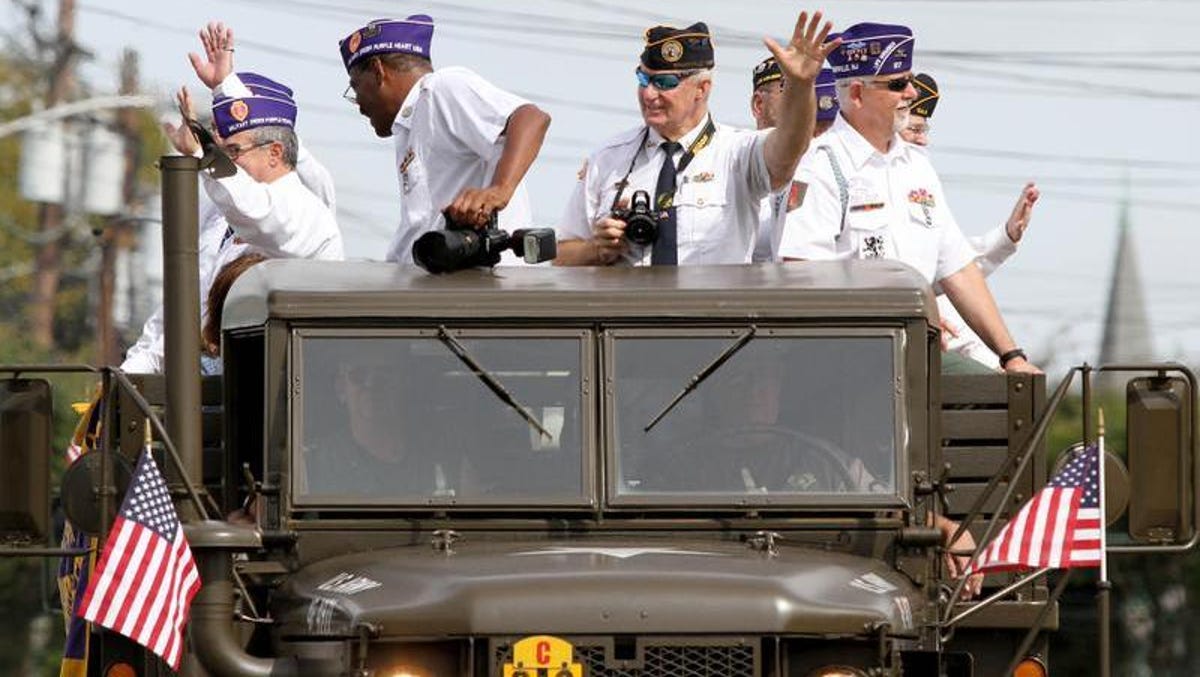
[
  {"left": 827, "top": 22, "right": 914, "bottom": 80},
  {"left": 211, "top": 72, "right": 294, "bottom": 107},
  {"left": 339, "top": 15, "right": 434, "bottom": 72},
  {"left": 235, "top": 72, "right": 293, "bottom": 98},
  {"left": 212, "top": 92, "right": 297, "bottom": 138},
  {"left": 815, "top": 68, "right": 838, "bottom": 122}
]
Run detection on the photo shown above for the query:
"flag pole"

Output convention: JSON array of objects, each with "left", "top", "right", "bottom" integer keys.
[{"left": 1098, "top": 408, "right": 1111, "bottom": 677}]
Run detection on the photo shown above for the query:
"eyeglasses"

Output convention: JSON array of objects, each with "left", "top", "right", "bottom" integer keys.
[
  {"left": 343, "top": 83, "right": 358, "bottom": 104},
  {"left": 864, "top": 75, "right": 914, "bottom": 93},
  {"left": 222, "top": 140, "right": 274, "bottom": 160},
  {"left": 905, "top": 121, "right": 931, "bottom": 136},
  {"left": 635, "top": 67, "right": 701, "bottom": 91}
]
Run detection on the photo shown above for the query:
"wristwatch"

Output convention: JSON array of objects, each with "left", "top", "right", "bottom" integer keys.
[{"left": 999, "top": 348, "right": 1027, "bottom": 368}]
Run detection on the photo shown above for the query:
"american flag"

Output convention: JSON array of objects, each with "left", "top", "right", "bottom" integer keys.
[
  {"left": 80, "top": 446, "right": 201, "bottom": 670},
  {"left": 965, "top": 443, "right": 1104, "bottom": 574}
]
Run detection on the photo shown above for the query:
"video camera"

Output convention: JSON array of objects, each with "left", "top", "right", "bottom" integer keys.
[{"left": 412, "top": 211, "right": 557, "bottom": 274}]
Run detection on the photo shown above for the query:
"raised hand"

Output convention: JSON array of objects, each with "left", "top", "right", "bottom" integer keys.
[
  {"left": 162, "top": 86, "right": 200, "bottom": 156},
  {"left": 187, "top": 21, "right": 235, "bottom": 90},
  {"left": 764, "top": 10, "right": 840, "bottom": 84},
  {"left": 1005, "top": 182, "right": 1040, "bottom": 244}
]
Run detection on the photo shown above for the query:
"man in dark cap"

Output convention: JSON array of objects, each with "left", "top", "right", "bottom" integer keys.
[
  {"left": 900, "top": 72, "right": 938, "bottom": 147},
  {"left": 898, "top": 72, "right": 1042, "bottom": 369},
  {"left": 750, "top": 60, "right": 838, "bottom": 262},
  {"left": 554, "top": 10, "right": 839, "bottom": 266},
  {"left": 338, "top": 15, "right": 551, "bottom": 264},
  {"left": 752, "top": 59, "right": 839, "bottom": 137},
  {"left": 778, "top": 22, "right": 1039, "bottom": 375}
]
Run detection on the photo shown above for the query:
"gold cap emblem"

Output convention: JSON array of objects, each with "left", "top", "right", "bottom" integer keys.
[
  {"left": 229, "top": 100, "right": 249, "bottom": 122},
  {"left": 661, "top": 39, "right": 683, "bottom": 63}
]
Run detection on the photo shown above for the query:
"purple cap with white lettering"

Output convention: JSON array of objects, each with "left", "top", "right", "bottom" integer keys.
[
  {"left": 338, "top": 15, "right": 434, "bottom": 72},
  {"left": 234, "top": 72, "right": 293, "bottom": 98},
  {"left": 211, "top": 72, "right": 297, "bottom": 138},
  {"left": 827, "top": 22, "right": 914, "bottom": 80}
]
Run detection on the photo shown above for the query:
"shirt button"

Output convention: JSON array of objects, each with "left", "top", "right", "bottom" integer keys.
[
  {"left": 401, "top": 106, "right": 413, "bottom": 118},
  {"left": 697, "top": 197, "right": 706, "bottom": 206}
]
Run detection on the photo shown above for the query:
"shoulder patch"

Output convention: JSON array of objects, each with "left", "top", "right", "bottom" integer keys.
[{"left": 787, "top": 181, "right": 807, "bottom": 211}]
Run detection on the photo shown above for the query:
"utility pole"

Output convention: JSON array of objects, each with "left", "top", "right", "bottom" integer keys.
[
  {"left": 29, "top": 0, "right": 78, "bottom": 350},
  {"left": 96, "top": 48, "right": 141, "bottom": 365}
]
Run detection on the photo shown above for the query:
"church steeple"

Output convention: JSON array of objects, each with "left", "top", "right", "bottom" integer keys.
[{"left": 1098, "top": 189, "right": 1153, "bottom": 365}]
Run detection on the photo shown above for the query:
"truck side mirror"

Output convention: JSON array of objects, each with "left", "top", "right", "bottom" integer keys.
[
  {"left": 1126, "top": 375, "right": 1194, "bottom": 545},
  {"left": 0, "top": 378, "right": 52, "bottom": 541}
]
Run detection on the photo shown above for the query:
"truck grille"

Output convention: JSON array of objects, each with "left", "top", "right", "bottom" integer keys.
[{"left": 494, "top": 638, "right": 759, "bottom": 677}]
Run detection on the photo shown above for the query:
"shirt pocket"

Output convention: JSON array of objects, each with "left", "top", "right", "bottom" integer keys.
[
  {"left": 907, "top": 199, "right": 938, "bottom": 230},
  {"left": 673, "top": 177, "right": 732, "bottom": 258},
  {"left": 845, "top": 207, "right": 891, "bottom": 260}
]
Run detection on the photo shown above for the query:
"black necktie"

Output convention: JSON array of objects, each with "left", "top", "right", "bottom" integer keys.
[{"left": 651, "top": 141, "right": 682, "bottom": 265}]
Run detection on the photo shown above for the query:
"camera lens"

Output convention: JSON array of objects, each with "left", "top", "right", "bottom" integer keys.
[
  {"left": 412, "top": 229, "right": 483, "bottom": 273},
  {"left": 624, "top": 212, "right": 658, "bottom": 246}
]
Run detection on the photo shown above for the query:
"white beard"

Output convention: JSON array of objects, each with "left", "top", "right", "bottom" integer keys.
[{"left": 892, "top": 108, "right": 911, "bottom": 135}]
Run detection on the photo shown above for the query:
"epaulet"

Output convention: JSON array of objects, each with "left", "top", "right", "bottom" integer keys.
[{"left": 595, "top": 125, "right": 646, "bottom": 152}]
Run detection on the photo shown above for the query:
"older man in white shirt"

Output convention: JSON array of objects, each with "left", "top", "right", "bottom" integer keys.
[
  {"left": 554, "top": 11, "right": 838, "bottom": 267},
  {"left": 122, "top": 23, "right": 342, "bottom": 374},
  {"left": 779, "top": 22, "right": 1038, "bottom": 374}
]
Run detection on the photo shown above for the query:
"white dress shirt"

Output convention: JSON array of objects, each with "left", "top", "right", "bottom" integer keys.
[
  {"left": 777, "top": 115, "right": 977, "bottom": 284},
  {"left": 386, "top": 66, "right": 533, "bottom": 264},
  {"left": 559, "top": 118, "right": 774, "bottom": 265}
]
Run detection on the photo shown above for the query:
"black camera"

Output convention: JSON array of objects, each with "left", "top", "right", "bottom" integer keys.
[
  {"left": 613, "top": 189, "right": 659, "bottom": 246},
  {"left": 412, "top": 211, "right": 557, "bottom": 274}
]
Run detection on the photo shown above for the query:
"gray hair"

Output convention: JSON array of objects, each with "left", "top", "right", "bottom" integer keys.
[
  {"left": 373, "top": 52, "right": 433, "bottom": 75},
  {"left": 251, "top": 126, "right": 298, "bottom": 168}
]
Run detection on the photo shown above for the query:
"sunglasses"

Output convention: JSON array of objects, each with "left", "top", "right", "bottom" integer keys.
[
  {"left": 864, "top": 75, "right": 914, "bottom": 93},
  {"left": 635, "top": 67, "right": 701, "bottom": 91}
]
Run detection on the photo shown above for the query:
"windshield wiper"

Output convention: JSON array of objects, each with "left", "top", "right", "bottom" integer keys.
[
  {"left": 643, "top": 325, "right": 757, "bottom": 432},
  {"left": 435, "top": 326, "right": 553, "bottom": 440}
]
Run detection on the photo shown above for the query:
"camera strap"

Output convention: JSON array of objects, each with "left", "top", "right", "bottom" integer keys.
[{"left": 609, "top": 116, "right": 718, "bottom": 214}]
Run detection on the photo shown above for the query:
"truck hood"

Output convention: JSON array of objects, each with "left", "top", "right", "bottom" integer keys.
[{"left": 274, "top": 537, "right": 924, "bottom": 638}]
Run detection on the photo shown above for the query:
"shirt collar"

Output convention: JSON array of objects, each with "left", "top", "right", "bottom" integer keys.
[
  {"left": 645, "top": 115, "right": 712, "bottom": 154},
  {"left": 831, "top": 114, "right": 908, "bottom": 170},
  {"left": 391, "top": 72, "right": 434, "bottom": 133}
]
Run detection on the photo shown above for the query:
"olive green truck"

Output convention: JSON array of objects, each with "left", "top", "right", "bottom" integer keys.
[{"left": 1, "top": 156, "right": 1194, "bottom": 677}]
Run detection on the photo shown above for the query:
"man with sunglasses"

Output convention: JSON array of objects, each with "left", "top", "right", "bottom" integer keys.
[
  {"left": 777, "top": 22, "right": 1039, "bottom": 375},
  {"left": 122, "top": 23, "right": 343, "bottom": 374},
  {"left": 554, "top": 10, "right": 838, "bottom": 266},
  {"left": 338, "top": 15, "right": 551, "bottom": 264}
]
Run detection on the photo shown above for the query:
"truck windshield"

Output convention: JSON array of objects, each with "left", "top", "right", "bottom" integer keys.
[
  {"left": 293, "top": 331, "right": 588, "bottom": 505},
  {"left": 610, "top": 331, "right": 899, "bottom": 498}
]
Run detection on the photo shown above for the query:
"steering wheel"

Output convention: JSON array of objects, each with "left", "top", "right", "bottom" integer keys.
[{"left": 660, "top": 424, "right": 859, "bottom": 493}]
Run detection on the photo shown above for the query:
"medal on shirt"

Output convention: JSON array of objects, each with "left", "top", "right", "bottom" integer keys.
[
  {"left": 399, "top": 148, "right": 416, "bottom": 195},
  {"left": 908, "top": 188, "right": 936, "bottom": 228}
]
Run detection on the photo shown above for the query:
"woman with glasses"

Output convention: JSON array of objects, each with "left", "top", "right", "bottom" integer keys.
[{"left": 554, "top": 10, "right": 839, "bottom": 267}]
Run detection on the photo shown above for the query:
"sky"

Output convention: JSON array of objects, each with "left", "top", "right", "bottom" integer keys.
[{"left": 5, "top": 0, "right": 1199, "bottom": 372}]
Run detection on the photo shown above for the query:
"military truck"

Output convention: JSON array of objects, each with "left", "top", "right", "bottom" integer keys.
[{"left": 2, "top": 158, "right": 1195, "bottom": 677}]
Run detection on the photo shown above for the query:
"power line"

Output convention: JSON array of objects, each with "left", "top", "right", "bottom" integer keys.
[{"left": 935, "top": 145, "right": 1200, "bottom": 171}]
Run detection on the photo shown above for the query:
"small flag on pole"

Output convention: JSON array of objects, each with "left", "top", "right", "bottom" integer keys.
[
  {"left": 966, "top": 443, "right": 1104, "bottom": 575},
  {"left": 79, "top": 438, "right": 201, "bottom": 671}
]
